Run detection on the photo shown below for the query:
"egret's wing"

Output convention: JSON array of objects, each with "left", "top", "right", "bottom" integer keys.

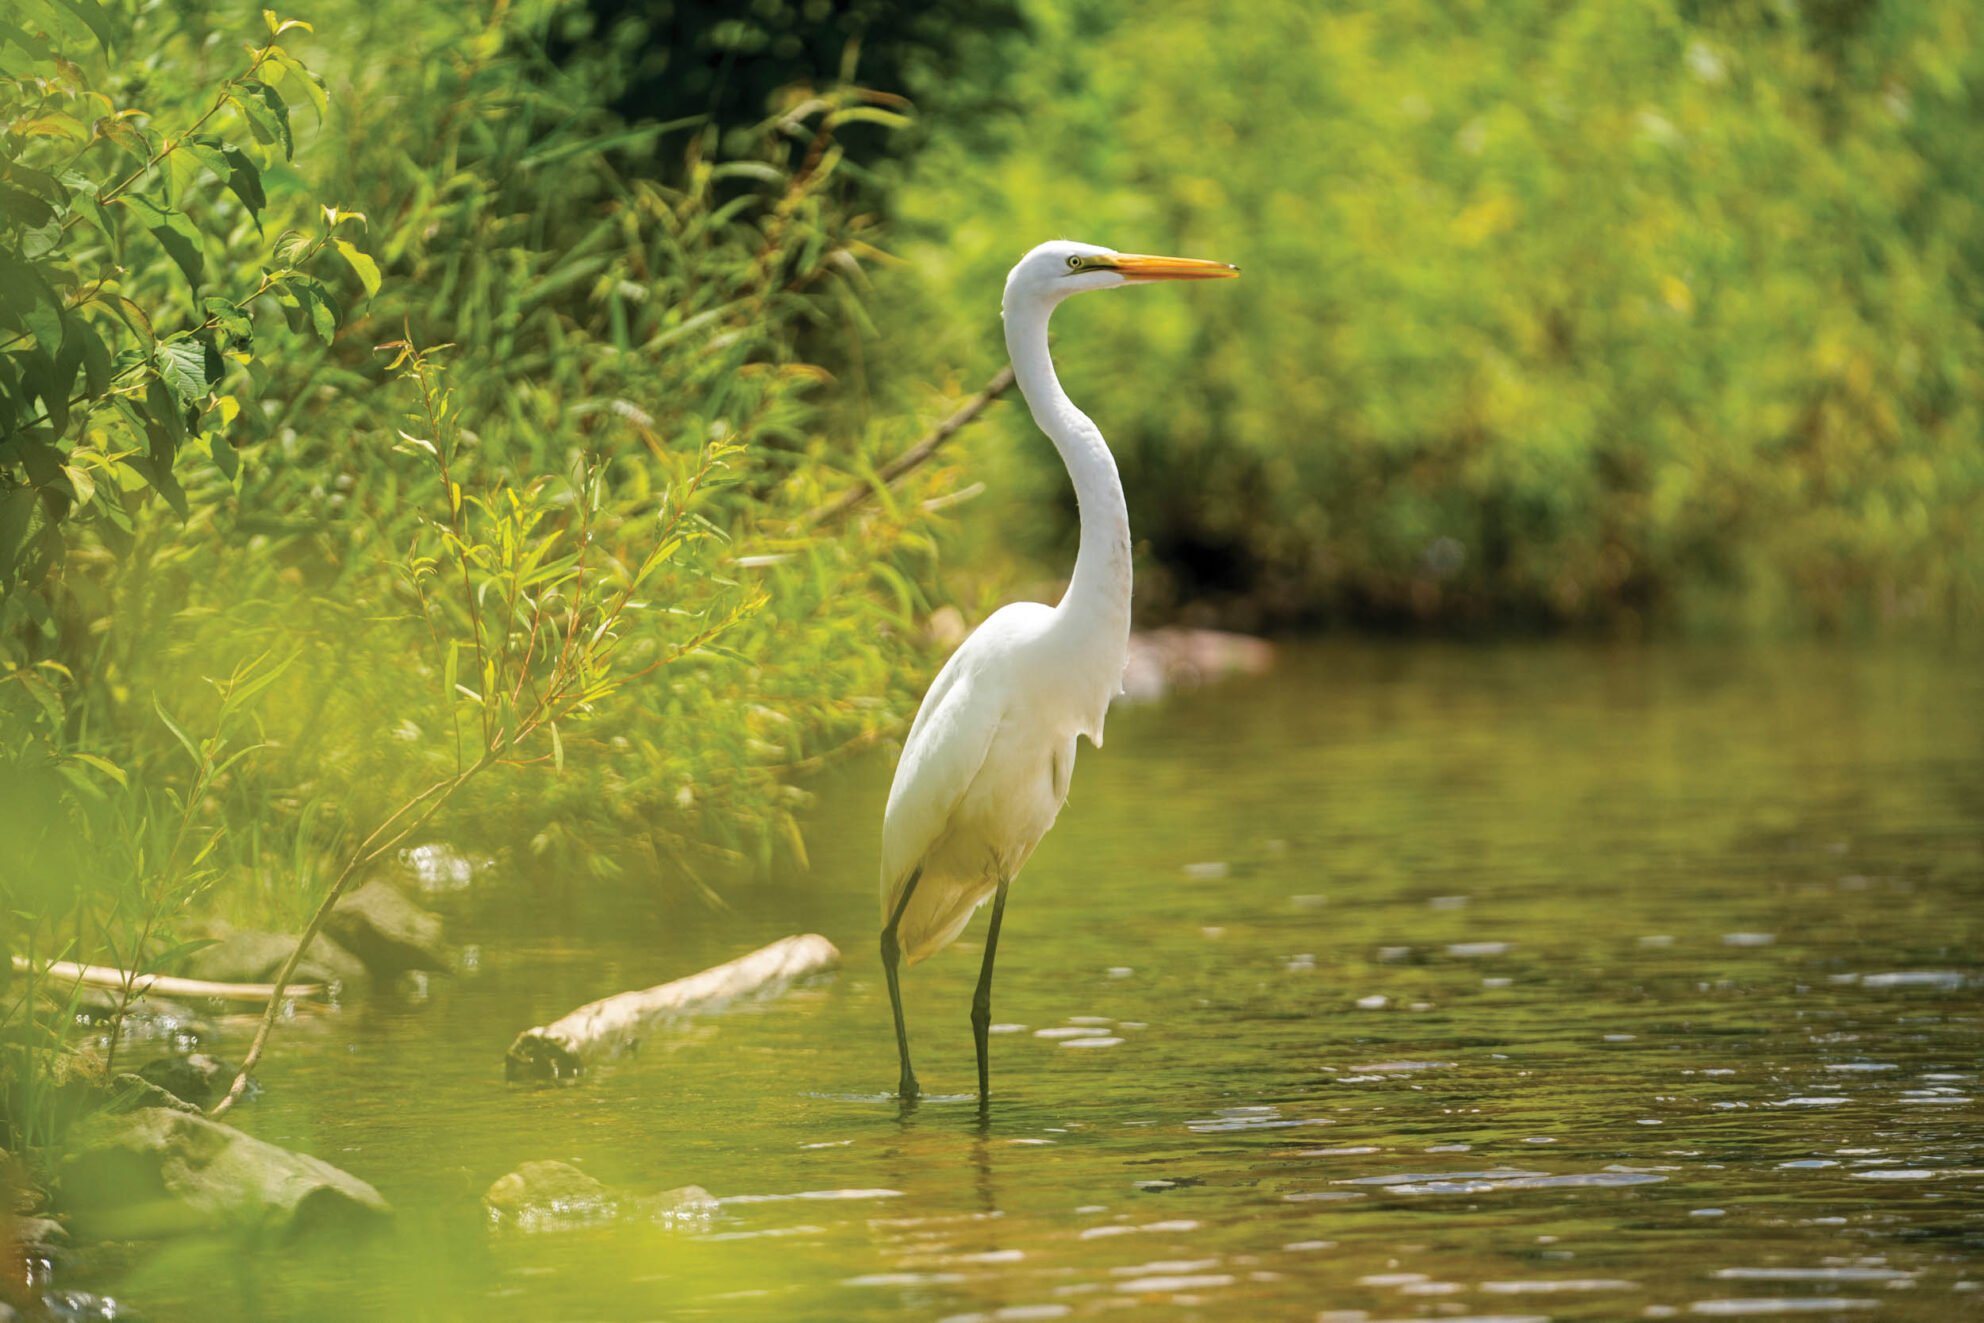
[{"left": 879, "top": 646, "right": 1006, "bottom": 921}]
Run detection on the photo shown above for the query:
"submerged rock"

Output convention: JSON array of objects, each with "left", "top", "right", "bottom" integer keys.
[
  {"left": 325, "top": 880, "right": 451, "bottom": 976},
  {"left": 484, "top": 1161, "right": 716, "bottom": 1233},
  {"left": 484, "top": 1161, "right": 617, "bottom": 1232},
  {"left": 37, "top": 1292, "right": 126, "bottom": 1322},
  {"left": 182, "top": 929, "right": 369, "bottom": 995},
  {"left": 639, "top": 1184, "right": 718, "bottom": 1228},
  {"left": 61, "top": 1107, "right": 390, "bottom": 1239},
  {"left": 133, "top": 1053, "right": 255, "bottom": 1110},
  {"left": 35, "top": 1293, "right": 125, "bottom": 1323}
]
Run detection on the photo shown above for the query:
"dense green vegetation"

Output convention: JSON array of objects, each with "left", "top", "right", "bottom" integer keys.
[
  {"left": 3, "top": 0, "right": 1980, "bottom": 1160},
  {"left": 891, "top": 0, "right": 1984, "bottom": 631},
  {"left": 1, "top": 0, "right": 965, "bottom": 1144}
]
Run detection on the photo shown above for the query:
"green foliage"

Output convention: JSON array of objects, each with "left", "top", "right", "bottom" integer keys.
[
  {"left": 0, "top": 0, "right": 966, "bottom": 1121},
  {"left": 0, "top": 4, "right": 369, "bottom": 592},
  {"left": 544, "top": 0, "right": 1027, "bottom": 181},
  {"left": 893, "top": 0, "right": 1984, "bottom": 631}
]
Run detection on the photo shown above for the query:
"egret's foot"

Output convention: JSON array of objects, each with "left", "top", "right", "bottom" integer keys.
[{"left": 897, "top": 1072, "right": 921, "bottom": 1102}]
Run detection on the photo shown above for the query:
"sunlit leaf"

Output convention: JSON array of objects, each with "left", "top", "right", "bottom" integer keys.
[
  {"left": 117, "top": 195, "right": 204, "bottom": 290},
  {"left": 334, "top": 239, "right": 381, "bottom": 297},
  {"left": 232, "top": 80, "right": 293, "bottom": 159}
]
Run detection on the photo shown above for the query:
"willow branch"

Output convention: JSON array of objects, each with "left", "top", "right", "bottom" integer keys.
[{"left": 802, "top": 365, "right": 1014, "bottom": 527}]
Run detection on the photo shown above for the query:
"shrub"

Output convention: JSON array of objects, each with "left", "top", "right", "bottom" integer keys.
[{"left": 890, "top": 0, "right": 1984, "bottom": 632}]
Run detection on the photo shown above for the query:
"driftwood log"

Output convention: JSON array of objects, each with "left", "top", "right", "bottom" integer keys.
[
  {"left": 505, "top": 933, "right": 840, "bottom": 1082},
  {"left": 13, "top": 956, "right": 326, "bottom": 1005}
]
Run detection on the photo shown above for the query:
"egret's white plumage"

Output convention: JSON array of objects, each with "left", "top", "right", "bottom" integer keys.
[{"left": 878, "top": 239, "right": 1237, "bottom": 1101}]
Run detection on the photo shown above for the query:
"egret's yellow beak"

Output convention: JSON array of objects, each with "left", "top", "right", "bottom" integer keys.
[{"left": 1106, "top": 253, "right": 1241, "bottom": 283}]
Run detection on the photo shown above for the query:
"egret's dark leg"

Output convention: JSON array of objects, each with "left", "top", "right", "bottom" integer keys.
[
  {"left": 971, "top": 878, "right": 1012, "bottom": 1109},
  {"left": 881, "top": 868, "right": 924, "bottom": 1100}
]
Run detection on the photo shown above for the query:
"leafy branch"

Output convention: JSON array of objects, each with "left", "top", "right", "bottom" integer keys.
[{"left": 209, "top": 337, "right": 762, "bottom": 1115}]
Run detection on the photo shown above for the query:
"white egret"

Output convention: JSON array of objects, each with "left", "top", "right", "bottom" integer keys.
[{"left": 879, "top": 240, "right": 1238, "bottom": 1103}]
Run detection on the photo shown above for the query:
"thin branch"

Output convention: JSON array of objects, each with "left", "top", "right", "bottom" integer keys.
[
  {"left": 208, "top": 756, "right": 490, "bottom": 1118},
  {"left": 801, "top": 365, "right": 1014, "bottom": 527}
]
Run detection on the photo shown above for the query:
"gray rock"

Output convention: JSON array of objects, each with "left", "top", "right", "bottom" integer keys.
[
  {"left": 183, "top": 929, "right": 369, "bottom": 994},
  {"left": 484, "top": 1160, "right": 617, "bottom": 1232},
  {"left": 134, "top": 1053, "right": 254, "bottom": 1109},
  {"left": 15, "top": 1214, "right": 66, "bottom": 1250},
  {"left": 482, "top": 1161, "right": 716, "bottom": 1234},
  {"left": 325, "top": 880, "right": 451, "bottom": 976},
  {"left": 61, "top": 1107, "right": 390, "bottom": 1239},
  {"left": 103, "top": 1072, "right": 201, "bottom": 1116}
]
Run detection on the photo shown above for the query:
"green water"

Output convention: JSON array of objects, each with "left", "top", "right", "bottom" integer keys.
[{"left": 96, "top": 643, "right": 1984, "bottom": 1320}]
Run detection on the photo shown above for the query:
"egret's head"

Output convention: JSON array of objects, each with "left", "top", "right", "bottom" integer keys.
[{"left": 1002, "top": 240, "right": 1238, "bottom": 316}]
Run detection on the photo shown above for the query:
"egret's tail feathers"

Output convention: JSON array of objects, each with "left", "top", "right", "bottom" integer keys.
[{"left": 888, "top": 870, "right": 996, "bottom": 967}]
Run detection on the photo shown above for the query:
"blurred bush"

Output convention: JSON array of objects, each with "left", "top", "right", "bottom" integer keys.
[{"left": 889, "top": 0, "right": 1984, "bottom": 632}]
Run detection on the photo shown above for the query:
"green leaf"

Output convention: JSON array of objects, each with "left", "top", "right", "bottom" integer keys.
[
  {"left": 143, "top": 377, "right": 186, "bottom": 451},
  {"left": 60, "top": 750, "right": 128, "bottom": 786},
  {"left": 0, "top": 487, "right": 36, "bottom": 580},
  {"left": 52, "top": 0, "right": 115, "bottom": 54},
  {"left": 77, "top": 316, "right": 111, "bottom": 396},
  {"left": 278, "top": 276, "right": 339, "bottom": 344},
  {"left": 233, "top": 81, "right": 293, "bottom": 159},
  {"left": 208, "top": 426, "right": 239, "bottom": 480},
  {"left": 155, "top": 336, "right": 221, "bottom": 409},
  {"left": 269, "top": 51, "right": 329, "bottom": 122},
  {"left": 0, "top": 20, "right": 56, "bottom": 62},
  {"left": 118, "top": 195, "right": 204, "bottom": 290},
  {"left": 333, "top": 239, "right": 381, "bottom": 298},
  {"left": 52, "top": 314, "right": 85, "bottom": 417},
  {"left": 5, "top": 167, "right": 69, "bottom": 205},
  {"left": 202, "top": 296, "right": 252, "bottom": 351},
  {"left": 19, "top": 280, "right": 64, "bottom": 357},
  {"left": 0, "top": 185, "right": 56, "bottom": 230},
  {"left": 150, "top": 936, "right": 218, "bottom": 968},
  {"left": 20, "top": 347, "right": 71, "bottom": 435},
  {"left": 191, "top": 136, "right": 266, "bottom": 223},
  {"left": 126, "top": 454, "right": 188, "bottom": 518},
  {"left": 153, "top": 697, "right": 201, "bottom": 766},
  {"left": 59, "top": 462, "right": 94, "bottom": 504}
]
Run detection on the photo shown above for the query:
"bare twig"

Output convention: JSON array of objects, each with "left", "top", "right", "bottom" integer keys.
[{"left": 802, "top": 365, "right": 1014, "bottom": 527}]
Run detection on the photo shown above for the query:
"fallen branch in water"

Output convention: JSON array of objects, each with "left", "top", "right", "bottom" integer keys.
[
  {"left": 13, "top": 956, "right": 325, "bottom": 1005},
  {"left": 802, "top": 365, "right": 1015, "bottom": 527},
  {"left": 505, "top": 933, "right": 841, "bottom": 1082}
]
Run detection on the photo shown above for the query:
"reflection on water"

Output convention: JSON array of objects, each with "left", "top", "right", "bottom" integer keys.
[{"left": 94, "top": 643, "right": 1984, "bottom": 1319}]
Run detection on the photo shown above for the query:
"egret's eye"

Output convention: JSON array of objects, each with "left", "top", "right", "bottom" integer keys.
[{"left": 1065, "top": 255, "right": 1084, "bottom": 270}]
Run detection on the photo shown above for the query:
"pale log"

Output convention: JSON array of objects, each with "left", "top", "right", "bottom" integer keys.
[
  {"left": 14, "top": 956, "right": 326, "bottom": 1004},
  {"left": 505, "top": 933, "right": 841, "bottom": 1082}
]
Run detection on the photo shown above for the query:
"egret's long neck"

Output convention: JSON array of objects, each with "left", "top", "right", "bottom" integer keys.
[{"left": 1003, "top": 298, "right": 1132, "bottom": 649}]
